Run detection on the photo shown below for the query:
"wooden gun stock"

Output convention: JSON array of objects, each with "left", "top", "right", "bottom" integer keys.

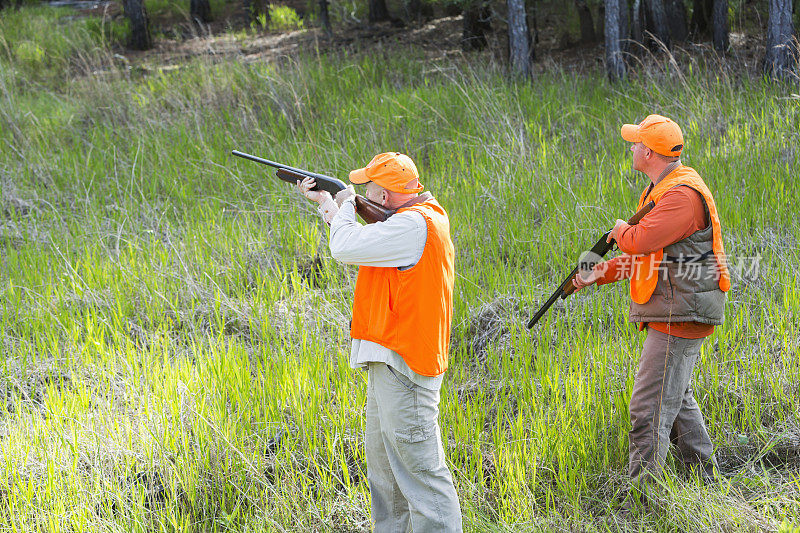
[
  {"left": 527, "top": 201, "right": 656, "bottom": 329},
  {"left": 354, "top": 196, "right": 395, "bottom": 224}
]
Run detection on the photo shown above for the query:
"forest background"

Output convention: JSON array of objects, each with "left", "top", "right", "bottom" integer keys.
[{"left": 0, "top": 0, "right": 798, "bottom": 530}]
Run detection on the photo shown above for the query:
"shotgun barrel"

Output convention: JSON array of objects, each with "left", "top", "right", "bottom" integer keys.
[{"left": 232, "top": 150, "right": 394, "bottom": 224}]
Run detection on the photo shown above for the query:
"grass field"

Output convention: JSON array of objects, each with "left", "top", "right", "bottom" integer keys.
[{"left": 1, "top": 5, "right": 799, "bottom": 531}]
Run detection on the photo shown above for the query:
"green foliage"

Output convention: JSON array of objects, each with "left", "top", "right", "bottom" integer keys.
[
  {"left": 268, "top": 4, "right": 304, "bottom": 31},
  {"left": 780, "top": 520, "right": 800, "bottom": 533}
]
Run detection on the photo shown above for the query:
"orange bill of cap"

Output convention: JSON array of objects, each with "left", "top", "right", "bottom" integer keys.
[
  {"left": 621, "top": 123, "right": 642, "bottom": 143},
  {"left": 348, "top": 166, "right": 370, "bottom": 184}
]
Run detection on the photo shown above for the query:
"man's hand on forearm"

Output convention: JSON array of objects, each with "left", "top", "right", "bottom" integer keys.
[
  {"left": 297, "top": 177, "right": 332, "bottom": 205},
  {"left": 572, "top": 265, "right": 604, "bottom": 292}
]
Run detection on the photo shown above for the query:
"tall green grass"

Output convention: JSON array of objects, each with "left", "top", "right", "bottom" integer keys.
[
  {"left": 1, "top": 6, "right": 799, "bottom": 531},
  {"left": 0, "top": 5, "right": 125, "bottom": 87}
]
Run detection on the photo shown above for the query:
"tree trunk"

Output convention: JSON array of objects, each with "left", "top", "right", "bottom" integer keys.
[
  {"left": 764, "top": 0, "right": 796, "bottom": 78},
  {"left": 529, "top": 1, "right": 539, "bottom": 46},
  {"left": 123, "top": 0, "right": 152, "bottom": 50},
  {"left": 406, "top": 0, "right": 433, "bottom": 19},
  {"left": 369, "top": 0, "right": 392, "bottom": 23},
  {"left": 507, "top": 0, "right": 533, "bottom": 77},
  {"left": 462, "top": 0, "right": 492, "bottom": 50},
  {"left": 645, "top": 0, "right": 671, "bottom": 50},
  {"left": 665, "top": 0, "right": 688, "bottom": 42},
  {"left": 596, "top": 2, "right": 605, "bottom": 41},
  {"left": 407, "top": 0, "right": 422, "bottom": 19},
  {"left": 620, "top": 0, "right": 629, "bottom": 50},
  {"left": 711, "top": 0, "right": 728, "bottom": 51},
  {"left": 575, "top": 0, "right": 597, "bottom": 43},
  {"left": 319, "top": 0, "right": 332, "bottom": 34},
  {"left": 605, "top": 0, "right": 627, "bottom": 80},
  {"left": 632, "top": 0, "right": 644, "bottom": 44},
  {"left": 190, "top": 0, "right": 212, "bottom": 24},
  {"left": 690, "top": 0, "right": 712, "bottom": 36}
]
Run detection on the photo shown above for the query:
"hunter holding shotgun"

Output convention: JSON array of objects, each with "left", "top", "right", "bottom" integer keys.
[
  {"left": 573, "top": 115, "right": 730, "bottom": 492},
  {"left": 297, "top": 152, "right": 462, "bottom": 532}
]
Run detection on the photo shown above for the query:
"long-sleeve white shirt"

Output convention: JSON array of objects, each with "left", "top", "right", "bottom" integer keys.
[{"left": 322, "top": 194, "right": 444, "bottom": 390}]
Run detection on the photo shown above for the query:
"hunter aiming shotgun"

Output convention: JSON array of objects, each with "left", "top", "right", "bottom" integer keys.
[
  {"left": 231, "top": 150, "right": 395, "bottom": 224},
  {"left": 527, "top": 200, "right": 656, "bottom": 329}
]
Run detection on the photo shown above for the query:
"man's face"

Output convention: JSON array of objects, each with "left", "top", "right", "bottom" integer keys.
[
  {"left": 630, "top": 142, "right": 649, "bottom": 172},
  {"left": 364, "top": 182, "right": 387, "bottom": 206}
]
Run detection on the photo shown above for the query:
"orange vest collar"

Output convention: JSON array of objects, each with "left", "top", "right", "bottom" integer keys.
[{"left": 631, "top": 166, "right": 730, "bottom": 304}]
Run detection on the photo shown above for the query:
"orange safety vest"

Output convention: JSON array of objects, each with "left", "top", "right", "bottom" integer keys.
[
  {"left": 630, "top": 166, "right": 731, "bottom": 304},
  {"left": 350, "top": 198, "right": 455, "bottom": 377}
]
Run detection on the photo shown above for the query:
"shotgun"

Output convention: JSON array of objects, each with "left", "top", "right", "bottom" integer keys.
[
  {"left": 232, "top": 150, "right": 394, "bottom": 224},
  {"left": 527, "top": 201, "right": 656, "bottom": 329}
]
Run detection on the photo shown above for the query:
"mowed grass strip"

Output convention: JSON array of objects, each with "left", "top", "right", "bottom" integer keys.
[{"left": 0, "top": 6, "right": 799, "bottom": 531}]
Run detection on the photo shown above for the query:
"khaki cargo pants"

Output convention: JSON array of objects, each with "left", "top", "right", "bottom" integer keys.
[
  {"left": 629, "top": 328, "right": 718, "bottom": 483},
  {"left": 365, "top": 362, "right": 462, "bottom": 533}
]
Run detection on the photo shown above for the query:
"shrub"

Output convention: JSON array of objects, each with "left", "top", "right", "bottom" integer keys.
[{"left": 268, "top": 4, "right": 304, "bottom": 31}]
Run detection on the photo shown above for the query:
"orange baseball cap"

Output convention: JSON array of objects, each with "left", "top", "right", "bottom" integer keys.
[
  {"left": 348, "top": 152, "right": 424, "bottom": 194},
  {"left": 621, "top": 114, "right": 684, "bottom": 157}
]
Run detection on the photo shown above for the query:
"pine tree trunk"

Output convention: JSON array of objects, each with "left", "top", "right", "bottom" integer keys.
[
  {"left": 462, "top": 0, "right": 492, "bottom": 50},
  {"left": 620, "top": 0, "right": 629, "bottom": 50},
  {"left": 369, "top": 0, "right": 392, "bottom": 23},
  {"left": 507, "top": 0, "right": 532, "bottom": 77},
  {"left": 575, "top": 0, "right": 597, "bottom": 43},
  {"left": 605, "top": 0, "right": 627, "bottom": 80},
  {"left": 632, "top": 0, "right": 644, "bottom": 43},
  {"left": 711, "top": 0, "right": 728, "bottom": 51},
  {"left": 190, "top": 0, "right": 212, "bottom": 24},
  {"left": 319, "top": 0, "right": 332, "bottom": 34},
  {"left": 764, "top": 0, "right": 796, "bottom": 78},
  {"left": 645, "top": 0, "right": 671, "bottom": 50},
  {"left": 596, "top": 2, "right": 605, "bottom": 41},
  {"left": 529, "top": 1, "right": 539, "bottom": 47},
  {"left": 407, "top": 0, "right": 422, "bottom": 19},
  {"left": 665, "top": 0, "right": 688, "bottom": 42},
  {"left": 690, "top": 0, "right": 712, "bottom": 36},
  {"left": 123, "top": 0, "right": 152, "bottom": 50}
]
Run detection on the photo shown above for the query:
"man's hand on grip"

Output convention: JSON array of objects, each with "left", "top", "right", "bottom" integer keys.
[
  {"left": 607, "top": 219, "right": 628, "bottom": 243},
  {"left": 335, "top": 185, "right": 356, "bottom": 207}
]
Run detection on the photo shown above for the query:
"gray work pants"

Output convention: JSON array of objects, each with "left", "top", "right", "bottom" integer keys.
[
  {"left": 629, "top": 328, "right": 717, "bottom": 483},
  {"left": 365, "top": 362, "right": 462, "bottom": 533}
]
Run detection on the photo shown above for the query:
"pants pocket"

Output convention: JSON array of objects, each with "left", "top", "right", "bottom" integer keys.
[
  {"left": 394, "top": 423, "right": 443, "bottom": 473},
  {"left": 682, "top": 338, "right": 704, "bottom": 358},
  {"left": 387, "top": 365, "right": 417, "bottom": 391}
]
